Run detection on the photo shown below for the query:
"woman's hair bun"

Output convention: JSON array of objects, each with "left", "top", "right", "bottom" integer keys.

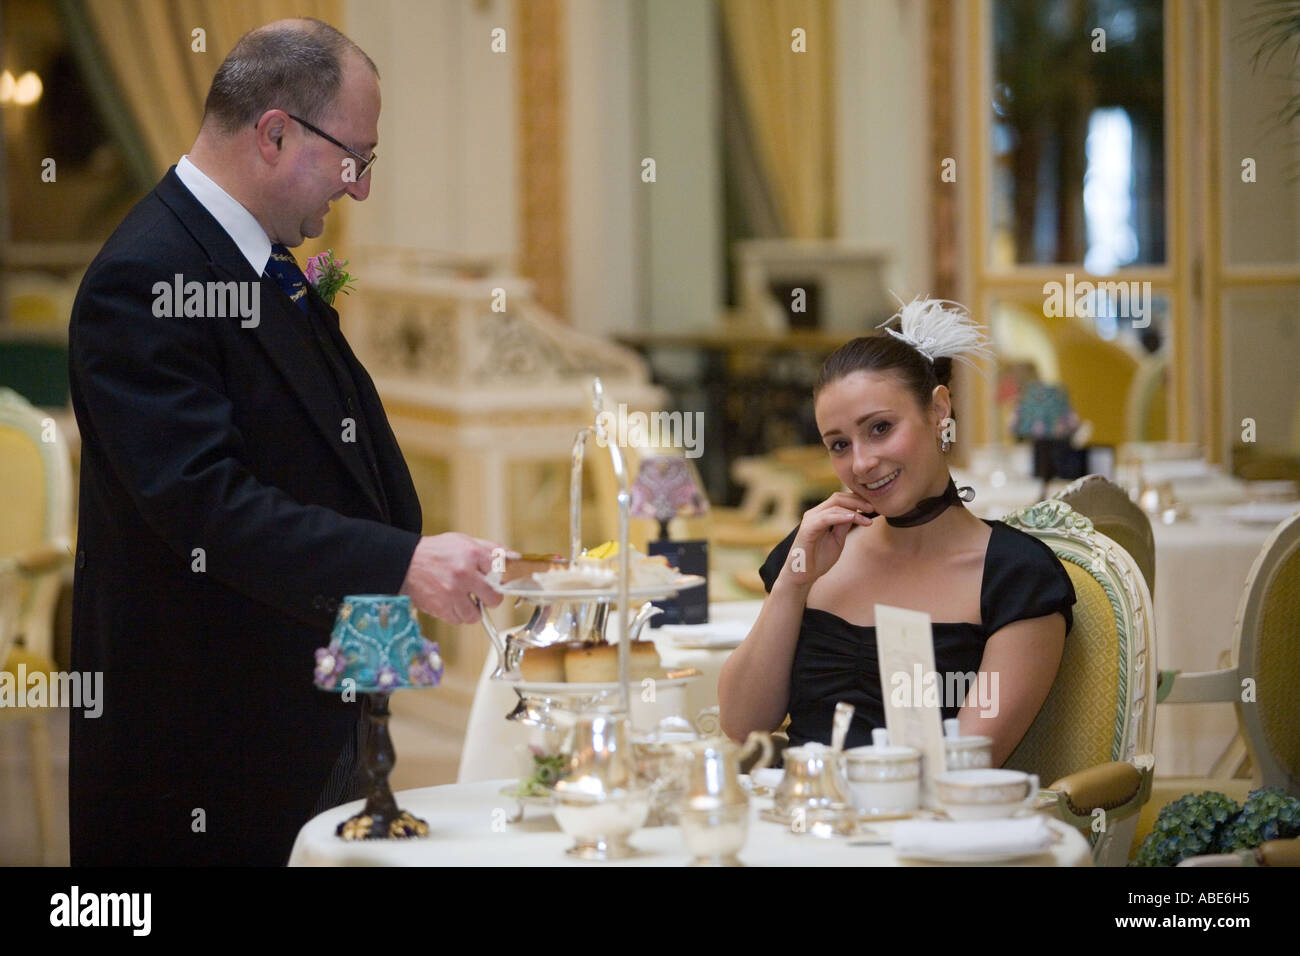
[{"left": 931, "top": 355, "right": 954, "bottom": 389}]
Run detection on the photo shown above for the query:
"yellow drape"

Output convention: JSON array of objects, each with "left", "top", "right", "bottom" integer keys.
[
  {"left": 719, "top": 0, "right": 836, "bottom": 239},
  {"left": 85, "top": 0, "right": 345, "bottom": 258}
]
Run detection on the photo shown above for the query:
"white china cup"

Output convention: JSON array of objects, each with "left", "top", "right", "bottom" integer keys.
[
  {"left": 943, "top": 734, "right": 994, "bottom": 771},
  {"left": 934, "top": 769, "right": 1040, "bottom": 820}
]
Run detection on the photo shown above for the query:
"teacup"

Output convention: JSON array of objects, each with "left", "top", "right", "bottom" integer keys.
[
  {"left": 944, "top": 733, "right": 994, "bottom": 771},
  {"left": 934, "top": 768, "right": 1040, "bottom": 820}
]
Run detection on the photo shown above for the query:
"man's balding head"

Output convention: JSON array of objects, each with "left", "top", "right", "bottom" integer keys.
[{"left": 201, "top": 18, "right": 377, "bottom": 136}]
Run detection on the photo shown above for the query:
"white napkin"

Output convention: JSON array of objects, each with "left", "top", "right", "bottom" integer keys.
[
  {"left": 1139, "top": 459, "right": 1213, "bottom": 482},
  {"left": 892, "top": 815, "right": 1056, "bottom": 857},
  {"left": 751, "top": 768, "right": 784, "bottom": 790},
  {"left": 658, "top": 620, "right": 751, "bottom": 648},
  {"left": 1223, "top": 501, "right": 1300, "bottom": 525}
]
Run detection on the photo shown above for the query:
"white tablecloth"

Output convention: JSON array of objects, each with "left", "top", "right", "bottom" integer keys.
[{"left": 288, "top": 779, "right": 1090, "bottom": 867}]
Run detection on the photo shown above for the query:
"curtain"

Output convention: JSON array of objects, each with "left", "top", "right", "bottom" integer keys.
[
  {"left": 66, "top": 0, "right": 345, "bottom": 256},
  {"left": 718, "top": 0, "right": 836, "bottom": 239}
]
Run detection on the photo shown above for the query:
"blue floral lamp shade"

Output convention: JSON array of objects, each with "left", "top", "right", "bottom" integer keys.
[
  {"left": 314, "top": 595, "right": 443, "bottom": 693},
  {"left": 1010, "top": 383, "right": 1089, "bottom": 483},
  {"left": 312, "top": 595, "right": 442, "bottom": 840},
  {"left": 1009, "top": 383, "right": 1080, "bottom": 441}
]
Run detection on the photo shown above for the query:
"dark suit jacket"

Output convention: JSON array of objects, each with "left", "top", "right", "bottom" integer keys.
[{"left": 67, "top": 168, "right": 423, "bottom": 865}]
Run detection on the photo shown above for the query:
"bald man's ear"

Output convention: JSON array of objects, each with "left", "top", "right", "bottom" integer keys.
[{"left": 254, "top": 110, "right": 288, "bottom": 164}]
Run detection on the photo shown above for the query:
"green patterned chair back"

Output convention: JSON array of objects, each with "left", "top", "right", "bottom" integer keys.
[
  {"left": 1054, "top": 474, "right": 1155, "bottom": 599},
  {"left": 1235, "top": 511, "right": 1300, "bottom": 793},
  {"left": 1001, "top": 499, "right": 1156, "bottom": 786}
]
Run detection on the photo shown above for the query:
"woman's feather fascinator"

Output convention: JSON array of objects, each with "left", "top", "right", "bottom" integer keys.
[{"left": 878, "top": 294, "right": 992, "bottom": 369}]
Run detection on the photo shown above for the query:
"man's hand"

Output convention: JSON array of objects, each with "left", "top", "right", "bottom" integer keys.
[{"left": 400, "top": 533, "right": 509, "bottom": 624}]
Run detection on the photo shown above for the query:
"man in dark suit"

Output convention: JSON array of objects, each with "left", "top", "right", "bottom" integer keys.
[{"left": 67, "top": 19, "right": 503, "bottom": 865}]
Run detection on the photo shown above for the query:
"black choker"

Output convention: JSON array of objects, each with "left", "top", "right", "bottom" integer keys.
[{"left": 862, "top": 478, "right": 975, "bottom": 528}]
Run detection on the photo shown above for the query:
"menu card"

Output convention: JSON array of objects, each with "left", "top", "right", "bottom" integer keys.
[{"left": 874, "top": 604, "right": 947, "bottom": 809}]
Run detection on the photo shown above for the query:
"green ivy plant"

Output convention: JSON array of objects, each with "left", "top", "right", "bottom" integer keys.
[{"left": 1131, "top": 788, "right": 1300, "bottom": 866}]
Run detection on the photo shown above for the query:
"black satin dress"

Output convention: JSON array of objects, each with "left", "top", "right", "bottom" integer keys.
[{"left": 758, "top": 520, "right": 1076, "bottom": 750}]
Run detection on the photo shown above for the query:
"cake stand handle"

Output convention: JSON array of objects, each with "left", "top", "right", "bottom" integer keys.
[{"left": 569, "top": 378, "right": 632, "bottom": 714}]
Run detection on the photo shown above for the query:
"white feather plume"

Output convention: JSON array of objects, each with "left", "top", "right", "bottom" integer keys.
[{"left": 877, "top": 293, "right": 992, "bottom": 370}]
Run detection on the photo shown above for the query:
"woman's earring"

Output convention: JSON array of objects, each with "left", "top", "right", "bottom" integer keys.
[{"left": 941, "top": 438, "right": 952, "bottom": 454}]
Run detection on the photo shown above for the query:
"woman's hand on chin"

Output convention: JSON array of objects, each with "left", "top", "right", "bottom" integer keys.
[{"left": 783, "top": 491, "right": 875, "bottom": 589}]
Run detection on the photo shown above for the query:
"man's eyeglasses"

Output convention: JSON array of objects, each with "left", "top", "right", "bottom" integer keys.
[{"left": 284, "top": 113, "right": 377, "bottom": 180}]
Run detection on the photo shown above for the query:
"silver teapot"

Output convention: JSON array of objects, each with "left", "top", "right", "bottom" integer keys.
[{"left": 478, "top": 599, "right": 662, "bottom": 681}]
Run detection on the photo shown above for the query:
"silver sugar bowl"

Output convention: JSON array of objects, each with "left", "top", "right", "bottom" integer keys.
[
  {"left": 552, "top": 710, "right": 650, "bottom": 860},
  {"left": 632, "top": 717, "right": 699, "bottom": 827}
]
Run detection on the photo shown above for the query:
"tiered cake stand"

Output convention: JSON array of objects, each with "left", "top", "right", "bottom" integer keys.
[{"left": 483, "top": 378, "right": 704, "bottom": 720}]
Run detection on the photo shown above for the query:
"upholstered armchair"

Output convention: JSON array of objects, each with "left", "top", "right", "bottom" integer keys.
[
  {"left": 1002, "top": 498, "right": 1157, "bottom": 866},
  {"left": 1053, "top": 474, "right": 1156, "bottom": 599},
  {"left": 1138, "top": 510, "right": 1300, "bottom": 851},
  {"left": 0, "top": 387, "right": 75, "bottom": 864}
]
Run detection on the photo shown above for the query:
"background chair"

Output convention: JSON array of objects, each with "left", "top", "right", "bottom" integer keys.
[
  {"left": 1125, "top": 353, "right": 1169, "bottom": 444},
  {"left": 1002, "top": 498, "right": 1157, "bottom": 866},
  {"left": 1054, "top": 474, "right": 1156, "bottom": 599},
  {"left": 0, "top": 387, "right": 74, "bottom": 864},
  {"left": 1135, "top": 509, "right": 1300, "bottom": 854}
]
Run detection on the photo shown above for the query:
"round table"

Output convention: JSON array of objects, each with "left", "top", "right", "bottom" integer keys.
[{"left": 288, "top": 779, "right": 1091, "bottom": 867}]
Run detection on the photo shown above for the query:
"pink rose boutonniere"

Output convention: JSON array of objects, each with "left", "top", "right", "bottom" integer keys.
[{"left": 305, "top": 249, "right": 356, "bottom": 306}]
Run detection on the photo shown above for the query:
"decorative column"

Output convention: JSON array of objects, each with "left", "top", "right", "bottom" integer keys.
[
  {"left": 928, "top": 0, "right": 958, "bottom": 303},
  {"left": 515, "top": 0, "right": 568, "bottom": 320}
]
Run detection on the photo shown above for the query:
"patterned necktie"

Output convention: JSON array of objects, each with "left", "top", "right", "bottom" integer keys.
[{"left": 264, "top": 242, "right": 309, "bottom": 312}]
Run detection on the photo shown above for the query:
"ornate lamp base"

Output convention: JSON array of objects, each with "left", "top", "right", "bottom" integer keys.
[{"left": 335, "top": 692, "right": 430, "bottom": 840}]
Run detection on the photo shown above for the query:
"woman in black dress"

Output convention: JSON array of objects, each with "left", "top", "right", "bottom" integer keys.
[{"left": 717, "top": 299, "right": 1075, "bottom": 766}]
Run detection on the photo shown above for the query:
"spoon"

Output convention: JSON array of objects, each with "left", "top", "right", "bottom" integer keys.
[{"left": 831, "top": 701, "right": 855, "bottom": 752}]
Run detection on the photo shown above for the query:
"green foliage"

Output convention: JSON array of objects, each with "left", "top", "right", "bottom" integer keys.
[
  {"left": 1131, "top": 791, "right": 1239, "bottom": 867},
  {"left": 1215, "top": 787, "right": 1300, "bottom": 851},
  {"left": 1130, "top": 787, "right": 1300, "bottom": 866},
  {"left": 509, "top": 752, "right": 568, "bottom": 799}
]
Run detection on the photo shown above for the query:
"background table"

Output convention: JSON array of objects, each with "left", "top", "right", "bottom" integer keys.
[
  {"left": 1148, "top": 511, "right": 1279, "bottom": 775},
  {"left": 289, "top": 779, "right": 1091, "bottom": 867}
]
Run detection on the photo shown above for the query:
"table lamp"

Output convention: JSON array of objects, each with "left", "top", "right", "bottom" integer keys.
[
  {"left": 630, "top": 455, "right": 710, "bottom": 625},
  {"left": 313, "top": 594, "right": 443, "bottom": 840},
  {"left": 1010, "top": 382, "right": 1089, "bottom": 493}
]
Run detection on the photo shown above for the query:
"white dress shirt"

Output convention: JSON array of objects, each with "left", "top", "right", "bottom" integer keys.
[{"left": 174, "top": 155, "right": 272, "bottom": 276}]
